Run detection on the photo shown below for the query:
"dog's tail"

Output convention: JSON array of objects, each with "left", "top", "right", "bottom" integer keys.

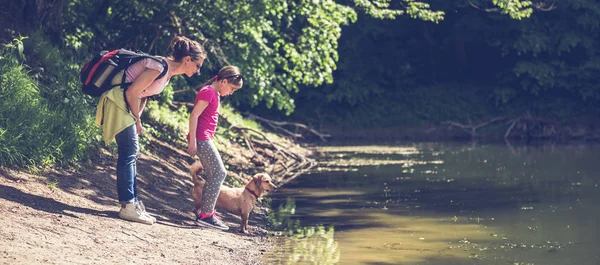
[{"left": 190, "top": 160, "right": 205, "bottom": 185}]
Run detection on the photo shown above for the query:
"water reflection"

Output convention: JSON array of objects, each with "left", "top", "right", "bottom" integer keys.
[
  {"left": 264, "top": 198, "right": 340, "bottom": 265},
  {"left": 265, "top": 142, "right": 600, "bottom": 264}
]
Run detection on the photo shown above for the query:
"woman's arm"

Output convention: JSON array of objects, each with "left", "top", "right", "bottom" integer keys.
[
  {"left": 139, "top": 97, "right": 148, "bottom": 117},
  {"left": 188, "top": 100, "right": 209, "bottom": 156},
  {"left": 125, "top": 68, "right": 161, "bottom": 134}
]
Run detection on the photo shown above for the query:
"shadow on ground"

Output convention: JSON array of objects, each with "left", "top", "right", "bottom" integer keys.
[
  {"left": 0, "top": 184, "right": 114, "bottom": 219},
  {"left": 1, "top": 139, "right": 272, "bottom": 234}
]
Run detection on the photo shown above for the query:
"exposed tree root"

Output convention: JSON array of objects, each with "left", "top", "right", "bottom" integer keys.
[{"left": 228, "top": 125, "right": 317, "bottom": 185}]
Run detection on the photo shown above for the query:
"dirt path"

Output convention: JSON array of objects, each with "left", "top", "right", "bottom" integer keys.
[{"left": 0, "top": 141, "right": 277, "bottom": 265}]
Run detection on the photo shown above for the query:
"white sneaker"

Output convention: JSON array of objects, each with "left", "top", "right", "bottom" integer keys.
[
  {"left": 136, "top": 200, "right": 157, "bottom": 223},
  {"left": 119, "top": 202, "right": 154, "bottom": 225}
]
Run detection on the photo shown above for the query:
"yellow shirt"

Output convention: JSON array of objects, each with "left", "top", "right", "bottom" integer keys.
[{"left": 95, "top": 72, "right": 139, "bottom": 145}]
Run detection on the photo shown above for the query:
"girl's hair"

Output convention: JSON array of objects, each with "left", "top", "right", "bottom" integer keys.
[
  {"left": 199, "top": 65, "right": 243, "bottom": 89},
  {"left": 169, "top": 36, "right": 207, "bottom": 62}
]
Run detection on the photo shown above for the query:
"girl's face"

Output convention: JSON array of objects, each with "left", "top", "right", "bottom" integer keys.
[
  {"left": 184, "top": 56, "right": 204, "bottom": 77},
  {"left": 220, "top": 79, "right": 243, "bottom": 96}
]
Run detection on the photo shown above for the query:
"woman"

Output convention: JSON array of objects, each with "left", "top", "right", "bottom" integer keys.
[{"left": 96, "top": 36, "right": 207, "bottom": 225}]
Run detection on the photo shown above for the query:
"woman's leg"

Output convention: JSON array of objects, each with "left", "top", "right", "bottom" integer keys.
[
  {"left": 115, "top": 125, "right": 138, "bottom": 203},
  {"left": 196, "top": 140, "right": 227, "bottom": 214},
  {"left": 133, "top": 159, "right": 138, "bottom": 199},
  {"left": 114, "top": 125, "right": 154, "bottom": 225}
]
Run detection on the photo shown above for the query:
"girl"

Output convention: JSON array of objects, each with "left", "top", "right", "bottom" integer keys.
[
  {"left": 187, "top": 66, "right": 244, "bottom": 230},
  {"left": 96, "top": 36, "right": 207, "bottom": 225}
]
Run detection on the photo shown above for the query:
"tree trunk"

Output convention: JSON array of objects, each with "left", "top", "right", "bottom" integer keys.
[
  {"left": 36, "top": 0, "right": 64, "bottom": 44},
  {"left": 0, "top": 0, "right": 64, "bottom": 44}
]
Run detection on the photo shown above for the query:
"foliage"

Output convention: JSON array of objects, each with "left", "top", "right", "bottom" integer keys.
[
  {"left": 57, "top": 0, "right": 552, "bottom": 125},
  {"left": 0, "top": 36, "right": 99, "bottom": 167},
  {"left": 286, "top": 0, "right": 600, "bottom": 128},
  {"left": 496, "top": 0, "right": 600, "bottom": 102},
  {"left": 219, "top": 103, "right": 261, "bottom": 131},
  {"left": 67, "top": 0, "right": 541, "bottom": 115},
  {"left": 468, "top": 0, "right": 534, "bottom": 19},
  {"left": 63, "top": 0, "right": 354, "bottom": 114},
  {"left": 143, "top": 100, "right": 189, "bottom": 147}
]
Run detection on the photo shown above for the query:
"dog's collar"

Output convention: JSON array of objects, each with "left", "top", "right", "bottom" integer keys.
[{"left": 245, "top": 187, "right": 260, "bottom": 199}]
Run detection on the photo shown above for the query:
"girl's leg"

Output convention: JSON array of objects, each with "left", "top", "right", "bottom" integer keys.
[
  {"left": 196, "top": 139, "right": 228, "bottom": 214},
  {"left": 115, "top": 125, "right": 138, "bottom": 203}
]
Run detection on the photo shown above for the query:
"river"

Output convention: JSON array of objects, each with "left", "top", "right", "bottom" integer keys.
[{"left": 263, "top": 142, "right": 600, "bottom": 265}]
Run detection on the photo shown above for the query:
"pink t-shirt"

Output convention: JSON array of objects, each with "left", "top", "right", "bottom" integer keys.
[
  {"left": 124, "top": 58, "right": 169, "bottom": 98},
  {"left": 194, "top": 86, "right": 220, "bottom": 140}
]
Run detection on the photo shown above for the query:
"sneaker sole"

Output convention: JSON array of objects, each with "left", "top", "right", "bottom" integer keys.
[
  {"left": 195, "top": 219, "right": 229, "bottom": 231},
  {"left": 143, "top": 213, "right": 157, "bottom": 223},
  {"left": 119, "top": 213, "right": 154, "bottom": 225}
]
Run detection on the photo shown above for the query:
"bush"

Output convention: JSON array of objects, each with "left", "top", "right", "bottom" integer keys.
[
  {"left": 143, "top": 99, "right": 190, "bottom": 147},
  {"left": 0, "top": 35, "right": 100, "bottom": 167}
]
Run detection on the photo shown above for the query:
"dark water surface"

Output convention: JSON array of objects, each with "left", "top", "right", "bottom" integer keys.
[{"left": 262, "top": 142, "right": 600, "bottom": 265}]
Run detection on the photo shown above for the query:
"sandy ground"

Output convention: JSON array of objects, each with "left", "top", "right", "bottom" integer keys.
[{"left": 0, "top": 141, "right": 277, "bottom": 265}]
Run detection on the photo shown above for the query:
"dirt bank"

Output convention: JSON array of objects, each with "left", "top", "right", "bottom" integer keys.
[{"left": 0, "top": 134, "right": 313, "bottom": 265}]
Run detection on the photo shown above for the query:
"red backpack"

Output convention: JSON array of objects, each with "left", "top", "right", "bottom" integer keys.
[{"left": 80, "top": 49, "right": 168, "bottom": 97}]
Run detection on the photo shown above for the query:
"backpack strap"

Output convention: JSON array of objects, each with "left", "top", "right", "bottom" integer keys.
[
  {"left": 155, "top": 58, "right": 169, "bottom": 80},
  {"left": 122, "top": 57, "right": 169, "bottom": 113}
]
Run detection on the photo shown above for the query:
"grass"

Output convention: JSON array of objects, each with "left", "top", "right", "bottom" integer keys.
[
  {"left": 0, "top": 33, "right": 99, "bottom": 168},
  {"left": 47, "top": 180, "right": 59, "bottom": 190}
]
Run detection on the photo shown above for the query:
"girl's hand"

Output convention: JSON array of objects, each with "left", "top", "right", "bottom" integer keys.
[
  {"left": 136, "top": 121, "right": 143, "bottom": 135},
  {"left": 188, "top": 142, "right": 197, "bottom": 156}
]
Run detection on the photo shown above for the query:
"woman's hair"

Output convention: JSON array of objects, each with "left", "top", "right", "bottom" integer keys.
[
  {"left": 199, "top": 65, "right": 243, "bottom": 89},
  {"left": 169, "top": 36, "right": 207, "bottom": 62}
]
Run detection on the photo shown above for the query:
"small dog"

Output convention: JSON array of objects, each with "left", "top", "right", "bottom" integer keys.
[{"left": 190, "top": 161, "right": 277, "bottom": 233}]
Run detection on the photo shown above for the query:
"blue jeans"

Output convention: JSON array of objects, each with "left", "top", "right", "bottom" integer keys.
[{"left": 115, "top": 125, "right": 138, "bottom": 203}]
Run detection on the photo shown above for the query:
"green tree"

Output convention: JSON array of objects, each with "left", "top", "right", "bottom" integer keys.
[
  {"left": 61, "top": 0, "right": 540, "bottom": 115},
  {"left": 496, "top": 0, "right": 600, "bottom": 102},
  {"left": 286, "top": 0, "right": 600, "bottom": 128}
]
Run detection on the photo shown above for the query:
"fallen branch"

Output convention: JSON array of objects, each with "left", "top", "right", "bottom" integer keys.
[
  {"left": 239, "top": 129, "right": 256, "bottom": 156},
  {"left": 503, "top": 112, "right": 562, "bottom": 139},
  {"left": 227, "top": 125, "right": 316, "bottom": 180},
  {"left": 244, "top": 113, "right": 331, "bottom": 142},
  {"left": 229, "top": 126, "right": 282, "bottom": 153},
  {"left": 173, "top": 88, "right": 197, "bottom": 94},
  {"left": 172, "top": 101, "right": 194, "bottom": 108},
  {"left": 505, "top": 117, "right": 521, "bottom": 139},
  {"left": 442, "top": 116, "right": 507, "bottom": 140}
]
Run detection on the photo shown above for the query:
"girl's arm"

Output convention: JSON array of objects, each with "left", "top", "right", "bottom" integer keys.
[
  {"left": 188, "top": 100, "right": 209, "bottom": 156},
  {"left": 125, "top": 68, "right": 161, "bottom": 134}
]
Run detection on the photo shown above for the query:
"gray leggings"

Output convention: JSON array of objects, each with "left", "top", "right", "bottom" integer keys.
[{"left": 196, "top": 139, "right": 227, "bottom": 213}]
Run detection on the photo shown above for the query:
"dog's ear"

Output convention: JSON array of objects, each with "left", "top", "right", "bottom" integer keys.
[{"left": 253, "top": 174, "right": 263, "bottom": 186}]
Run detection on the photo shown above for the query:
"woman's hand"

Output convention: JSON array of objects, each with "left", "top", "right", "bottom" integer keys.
[
  {"left": 136, "top": 120, "right": 143, "bottom": 135},
  {"left": 187, "top": 141, "right": 197, "bottom": 156}
]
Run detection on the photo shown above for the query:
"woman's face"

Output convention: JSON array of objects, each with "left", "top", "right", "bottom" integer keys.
[{"left": 185, "top": 56, "right": 204, "bottom": 77}]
